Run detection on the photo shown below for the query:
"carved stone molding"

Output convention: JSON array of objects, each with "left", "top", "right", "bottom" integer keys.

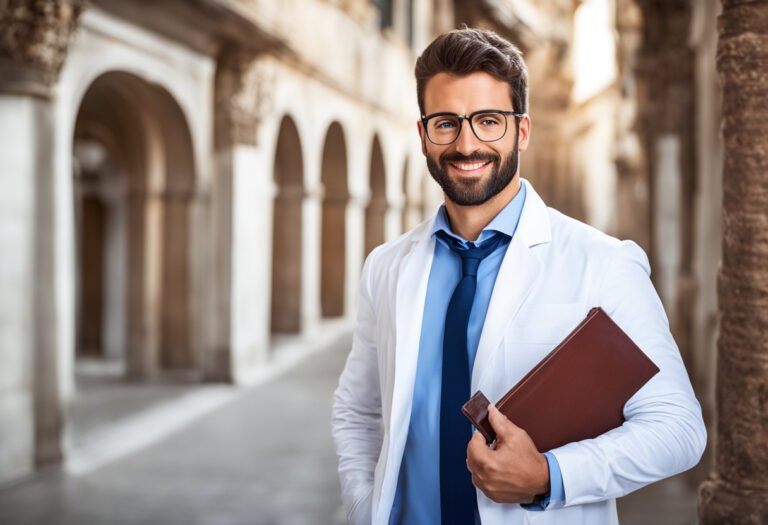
[
  {"left": 214, "top": 45, "right": 276, "bottom": 149},
  {"left": 0, "top": 0, "right": 86, "bottom": 98}
]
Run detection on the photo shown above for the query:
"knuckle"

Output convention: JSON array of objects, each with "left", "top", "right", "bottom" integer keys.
[{"left": 471, "top": 473, "right": 481, "bottom": 487}]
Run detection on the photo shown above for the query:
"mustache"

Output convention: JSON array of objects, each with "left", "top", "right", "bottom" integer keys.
[{"left": 439, "top": 151, "right": 499, "bottom": 164}]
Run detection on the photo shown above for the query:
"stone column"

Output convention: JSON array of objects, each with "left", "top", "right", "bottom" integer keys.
[
  {"left": 160, "top": 190, "right": 193, "bottom": 370},
  {"left": 124, "top": 188, "right": 162, "bottom": 379},
  {"left": 634, "top": 0, "right": 697, "bottom": 371},
  {"left": 211, "top": 46, "right": 274, "bottom": 381},
  {"left": 614, "top": 0, "right": 647, "bottom": 245},
  {"left": 345, "top": 193, "right": 367, "bottom": 316},
  {"left": 634, "top": 1, "right": 695, "bottom": 268},
  {"left": 301, "top": 184, "right": 322, "bottom": 336},
  {"left": 271, "top": 184, "right": 304, "bottom": 334},
  {"left": 321, "top": 194, "right": 349, "bottom": 317},
  {"left": 525, "top": 44, "right": 577, "bottom": 219},
  {"left": 0, "top": 0, "right": 85, "bottom": 480},
  {"left": 699, "top": 1, "right": 768, "bottom": 522}
]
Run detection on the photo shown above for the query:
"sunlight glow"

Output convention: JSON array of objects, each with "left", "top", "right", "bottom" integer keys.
[{"left": 572, "top": 0, "right": 617, "bottom": 103}]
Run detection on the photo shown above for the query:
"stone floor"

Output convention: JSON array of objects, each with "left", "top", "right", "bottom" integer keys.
[{"left": 0, "top": 329, "right": 702, "bottom": 525}]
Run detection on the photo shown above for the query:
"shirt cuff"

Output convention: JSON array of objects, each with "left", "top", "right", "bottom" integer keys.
[{"left": 521, "top": 452, "right": 566, "bottom": 511}]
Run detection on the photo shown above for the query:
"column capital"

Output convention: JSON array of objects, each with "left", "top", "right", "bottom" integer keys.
[
  {"left": 214, "top": 46, "right": 276, "bottom": 149},
  {"left": 0, "top": 0, "right": 86, "bottom": 98}
]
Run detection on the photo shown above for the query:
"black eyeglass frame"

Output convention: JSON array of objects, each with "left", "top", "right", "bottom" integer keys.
[{"left": 420, "top": 109, "right": 527, "bottom": 145}]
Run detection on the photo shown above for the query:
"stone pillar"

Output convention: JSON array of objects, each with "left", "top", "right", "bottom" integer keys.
[
  {"left": 614, "top": 0, "right": 647, "bottom": 244},
  {"left": 301, "top": 184, "right": 322, "bottom": 335},
  {"left": 124, "top": 189, "right": 162, "bottom": 379},
  {"left": 271, "top": 184, "right": 304, "bottom": 334},
  {"left": 699, "top": 1, "right": 768, "bottom": 522},
  {"left": 345, "top": 194, "right": 367, "bottom": 316},
  {"left": 525, "top": 44, "right": 578, "bottom": 219},
  {"left": 385, "top": 193, "right": 403, "bottom": 241},
  {"left": 634, "top": 0, "right": 697, "bottom": 371},
  {"left": 689, "top": 0, "right": 723, "bottom": 465},
  {"left": 160, "top": 190, "right": 193, "bottom": 370},
  {"left": 322, "top": 194, "right": 349, "bottom": 317},
  {"left": 0, "top": 0, "right": 85, "bottom": 480},
  {"left": 211, "top": 46, "right": 274, "bottom": 381},
  {"left": 364, "top": 196, "right": 387, "bottom": 256}
]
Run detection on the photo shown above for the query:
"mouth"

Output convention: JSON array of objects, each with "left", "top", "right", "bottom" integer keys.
[{"left": 448, "top": 159, "right": 493, "bottom": 176}]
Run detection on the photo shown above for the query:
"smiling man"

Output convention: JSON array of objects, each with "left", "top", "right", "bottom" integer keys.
[{"left": 332, "top": 27, "right": 706, "bottom": 525}]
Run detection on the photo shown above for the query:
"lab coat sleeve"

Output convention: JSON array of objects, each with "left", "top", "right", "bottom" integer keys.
[{"left": 548, "top": 240, "right": 707, "bottom": 507}]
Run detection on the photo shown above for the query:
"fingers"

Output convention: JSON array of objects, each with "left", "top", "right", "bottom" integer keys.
[
  {"left": 487, "top": 404, "right": 519, "bottom": 440},
  {"left": 469, "top": 428, "right": 488, "bottom": 456},
  {"left": 467, "top": 429, "right": 490, "bottom": 470}
]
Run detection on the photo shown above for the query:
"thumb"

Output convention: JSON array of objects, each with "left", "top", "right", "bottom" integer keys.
[{"left": 487, "top": 403, "right": 517, "bottom": 443}]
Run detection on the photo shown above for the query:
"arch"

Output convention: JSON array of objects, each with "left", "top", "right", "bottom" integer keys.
[
  {"left": 271, "top": 116, "right": 304, "bottom": 334},
  {"left": 365, "top": 135, "right": 388, "bottom": 256},
  {"left": 73, "top": 71, "right": 197, "bottom": 378},
  {"left": 320, "top": 122, "right": 349, "bottom": 317}
]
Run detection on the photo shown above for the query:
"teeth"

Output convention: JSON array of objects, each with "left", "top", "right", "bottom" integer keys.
[{"left": 452, "top": 161, "right": 488, "bottom": 171}]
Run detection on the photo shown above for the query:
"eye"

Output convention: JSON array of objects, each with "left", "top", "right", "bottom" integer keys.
[
  {"left": 433, "top": 118, "right": 458, "bottom": 129},
  {"left": 474, "top": 114, "right": 503, "bottom": 127}
]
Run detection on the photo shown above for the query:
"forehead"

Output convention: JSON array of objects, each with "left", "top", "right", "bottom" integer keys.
[{"left": 423, "top": 71, "right": 512, "bottom": 115}]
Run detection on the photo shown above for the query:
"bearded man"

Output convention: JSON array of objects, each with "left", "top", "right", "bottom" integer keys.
[{"left": 332, "top": 27, "right": 705, "bottom": 525}]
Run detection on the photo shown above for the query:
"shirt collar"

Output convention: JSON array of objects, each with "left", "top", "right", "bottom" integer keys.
[{"left": 430, "top": 181, "right": 527, "bottom": 245}]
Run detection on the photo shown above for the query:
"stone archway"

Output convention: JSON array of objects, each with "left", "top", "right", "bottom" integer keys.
[
  {"left": 320, "top": 122, "right": 349, "bottom": 318},
  {"left": 270, "top": 116, "right": 304, "bottom": 334},
  {"left": 365, "top": 135, "right": 387, "bottom": 256},
  {"left": 73, "top": 71, "right": 197, "bottom": 379}
]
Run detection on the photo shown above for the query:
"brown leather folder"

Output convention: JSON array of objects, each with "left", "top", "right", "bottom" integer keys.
[{"left": 461, "top": 307, "right": 660, "bottom": 451}]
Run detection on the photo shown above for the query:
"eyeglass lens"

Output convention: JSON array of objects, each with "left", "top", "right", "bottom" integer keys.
[{"left": 426, "top": 112, "right": 509, "bottom": 144}]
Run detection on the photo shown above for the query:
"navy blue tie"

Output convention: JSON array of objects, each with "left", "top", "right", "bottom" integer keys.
[{"left": 437, "top": 231, "right": 503, "bottom": 524}]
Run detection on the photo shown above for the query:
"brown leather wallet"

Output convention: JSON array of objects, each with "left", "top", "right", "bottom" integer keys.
[{"left": 461, "top": 307, "right": 660, "bottom": 451}]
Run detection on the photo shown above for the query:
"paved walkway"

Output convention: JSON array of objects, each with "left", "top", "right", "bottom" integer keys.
[{"left": 0, "top": 330, "right": 701, "bottom": 524}]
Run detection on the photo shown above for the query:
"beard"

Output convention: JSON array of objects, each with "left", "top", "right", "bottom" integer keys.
[{"left": 426, "top": 134, "right": 520, "bottom": 207}]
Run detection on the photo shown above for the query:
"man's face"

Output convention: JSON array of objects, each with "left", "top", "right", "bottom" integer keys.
[{"left": 418, "top": 72, "right": 530, "bottom": 207}]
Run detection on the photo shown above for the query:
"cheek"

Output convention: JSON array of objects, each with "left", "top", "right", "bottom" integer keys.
[{"left": 425, "top": 145, "right": 447, "bottom": 162}]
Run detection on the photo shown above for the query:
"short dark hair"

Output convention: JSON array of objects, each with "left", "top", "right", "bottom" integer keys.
[{"left": 414, "top": 27, "right": 528, "bottom": 116}]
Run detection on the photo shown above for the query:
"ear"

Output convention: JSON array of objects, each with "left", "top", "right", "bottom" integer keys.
[
  {"left": 417, "top": 120, "right": 428, "bottom": 156},
  {"left": 517, "top": 114, "right": 532, "bottom": 152}
]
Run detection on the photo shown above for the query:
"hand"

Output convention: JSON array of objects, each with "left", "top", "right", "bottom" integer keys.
[{"left": 466, "top": 404, "right": 550, "bottom": 504}]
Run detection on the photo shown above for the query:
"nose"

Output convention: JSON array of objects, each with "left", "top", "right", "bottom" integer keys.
[{"left": 453, "top": 119, "right": 482, "bottom": 156}]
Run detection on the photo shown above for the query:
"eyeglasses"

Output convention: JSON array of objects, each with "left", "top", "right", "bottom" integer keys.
[{"left": 421, "top": 109, "right": 526, "bottom": 145}]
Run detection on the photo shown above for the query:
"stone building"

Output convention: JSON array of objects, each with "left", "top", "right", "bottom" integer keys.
[
  {"left": 0, "top": 0, "right": 586, "bottom": 487},
  {"left": 0, "top": 0, "right": 456, "bottom": 485}
]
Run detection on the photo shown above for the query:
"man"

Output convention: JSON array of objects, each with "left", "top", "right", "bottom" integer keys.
[{"left": 332, "top": 27, "right": 706, "bottom": 525}]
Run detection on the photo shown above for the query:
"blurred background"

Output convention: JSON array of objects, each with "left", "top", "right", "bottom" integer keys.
[{"left": 2, "top": 0, "right": 761, "bottom": 523}]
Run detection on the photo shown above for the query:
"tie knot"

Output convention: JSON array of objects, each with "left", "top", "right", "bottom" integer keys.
[{"left": 437, "top": 231, "right": 504, "bottom": 277}]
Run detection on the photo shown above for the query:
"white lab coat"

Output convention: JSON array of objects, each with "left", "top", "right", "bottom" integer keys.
[{"left": 332, "top": 179, "right": 706, "bottom": 525}]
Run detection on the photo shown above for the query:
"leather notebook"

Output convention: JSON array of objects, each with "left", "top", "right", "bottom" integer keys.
[{"left": 461, "top": 307, "right": 660, "bottom": 451}]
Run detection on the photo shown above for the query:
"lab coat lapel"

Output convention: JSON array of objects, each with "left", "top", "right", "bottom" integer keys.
[
  {"left": 472, "top": 179, "right": 551, "bottom": 391},
  {"left": 393, "top": 230, "right": 434, "bottom": 405},
  {"left": 375, "top": 221, "right": 436, "bottom": 525},
  {"left": 388, "top": 222, "right": 435, "bottom": 458}
]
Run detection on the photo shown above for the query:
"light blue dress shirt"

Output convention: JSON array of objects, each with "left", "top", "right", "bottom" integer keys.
[{"left": 389, "top": 183, "right": 565, "bottom": 524}]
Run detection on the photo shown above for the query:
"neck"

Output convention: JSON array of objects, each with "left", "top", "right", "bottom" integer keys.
[{"left": 444, "top": 176, "right": 522, "bottom": 241}]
